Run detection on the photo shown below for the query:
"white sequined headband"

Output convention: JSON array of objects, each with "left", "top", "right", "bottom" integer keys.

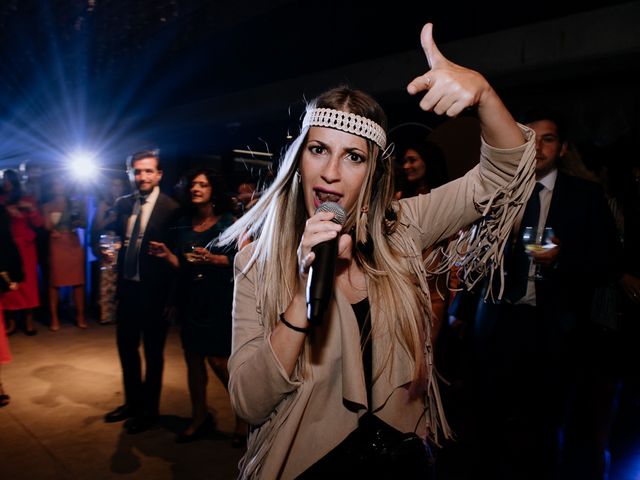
[{"left": 302, "top": 107, "right": 387, "bottom": 150}]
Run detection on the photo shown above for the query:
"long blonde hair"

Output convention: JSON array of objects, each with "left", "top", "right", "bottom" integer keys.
[{"left": 219, "top": 87, "right": 430, "bottom": 393}]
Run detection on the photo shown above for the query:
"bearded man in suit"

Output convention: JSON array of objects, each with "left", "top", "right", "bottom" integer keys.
[
  {"left": 467, "top": 110, "right": 623, "bottom": 479},
  {"left": 104, "top": 149, "right": 179, "bottom": 434}
]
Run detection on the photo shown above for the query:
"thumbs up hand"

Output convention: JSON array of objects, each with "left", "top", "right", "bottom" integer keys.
[
  {"left": 407, "top": 23, "right": 491, "bottom": 117},
  {"left": 407, "top": 23, "right": 525, "bottom": 148}
]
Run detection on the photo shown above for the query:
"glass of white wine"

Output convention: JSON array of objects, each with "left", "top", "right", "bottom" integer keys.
[
  {"left": 183, "top": 240, "right": 199, "bottom": 263},
  {"left": 99, "top": 231, "right": 122, "bottom": 271},
  {"left": 522, "top": 226, "right": 556, "bottom": 280}
]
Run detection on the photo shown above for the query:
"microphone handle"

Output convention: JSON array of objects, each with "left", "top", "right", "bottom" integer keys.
[{"left": 306, "top": 237, "right": 339, "bottom": 326}]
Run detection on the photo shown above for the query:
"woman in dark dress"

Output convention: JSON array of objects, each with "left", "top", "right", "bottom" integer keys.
[{"left": 150, "top": 167, "right": 246, "bottom": 445}]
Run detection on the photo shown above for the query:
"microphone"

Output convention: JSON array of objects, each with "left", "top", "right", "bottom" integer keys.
[{"left": 306, "top": 202, "right": 346, "bottom": 326}]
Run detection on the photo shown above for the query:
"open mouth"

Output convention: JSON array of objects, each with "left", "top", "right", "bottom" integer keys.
[{"left": 313, "top": 188, "right": 342, "bottom": 207}]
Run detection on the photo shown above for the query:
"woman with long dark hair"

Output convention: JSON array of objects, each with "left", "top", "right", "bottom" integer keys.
[
  {"left": 150, "top": 167, "right": 246, "bottom": 445},
  {"left": 395, "top": 139, "right": 448, "bottom": 198}
]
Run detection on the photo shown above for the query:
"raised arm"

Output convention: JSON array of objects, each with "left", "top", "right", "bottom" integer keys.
[{"left": 406, "top": 23, "right": 525, "bottom": 149}]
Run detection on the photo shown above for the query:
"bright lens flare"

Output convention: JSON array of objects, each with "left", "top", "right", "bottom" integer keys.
[{"left": 67, "top": 150, "right": 98, "bottom": 180}]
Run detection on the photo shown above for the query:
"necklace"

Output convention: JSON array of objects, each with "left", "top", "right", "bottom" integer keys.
[
  {"left": 194, "top": 217, "right": 210, "bottom": 227},
  {"left": 193, "top": 214, "right": 219, "bottom": 229}
]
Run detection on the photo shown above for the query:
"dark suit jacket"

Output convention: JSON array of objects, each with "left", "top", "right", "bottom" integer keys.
[
  {"left": 114, "top": 191, "right": 180, "bottom": 313},
  {"left": 535, "top": 172, "right": 622, "bottom": 330},
  {"left": 472, "top": 172, "right": 622, "bottom": 336}
]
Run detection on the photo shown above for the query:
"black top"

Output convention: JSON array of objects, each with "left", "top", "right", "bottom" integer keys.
[
  {"left": 174, "top": 213, "right": 237, "bottom": 356},
  {"left": 352, "top": 298, "right": 372, "bottom": 408}
]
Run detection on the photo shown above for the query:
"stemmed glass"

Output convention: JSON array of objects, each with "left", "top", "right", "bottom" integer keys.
[
  {"left": 182, "top": 240, "right": 199, "bottom": 263},
  {"left": 521, "top": 226, "right": 556, "bottom": 280},
  {"left": 99, "top": 231, "right": 122, "bottom": 271}
]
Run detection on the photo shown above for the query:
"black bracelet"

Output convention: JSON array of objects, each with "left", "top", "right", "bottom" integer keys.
[{"left": 279, "top": 313, "right": 311, "bottom": 334}]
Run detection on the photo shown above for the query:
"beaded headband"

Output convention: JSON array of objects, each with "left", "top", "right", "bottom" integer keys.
[{"left": 302, "top": 108, "right": 387, "bottom": 150}]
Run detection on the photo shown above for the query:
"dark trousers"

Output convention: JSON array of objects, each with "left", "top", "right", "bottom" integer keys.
[
  {"left": 472, "top": 302, "right": 569, "bottom": 479},
  {"left": 116, "top": 280, "right": 169, "bottom": 416}
]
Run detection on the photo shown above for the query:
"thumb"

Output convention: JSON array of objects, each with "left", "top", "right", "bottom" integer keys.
[{"left": 421, "top": 23, "right": 447, "bottom": 69}]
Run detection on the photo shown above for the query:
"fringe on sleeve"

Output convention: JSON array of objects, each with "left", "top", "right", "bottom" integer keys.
[
  {"left": 425, "top": 137, "right": 537, "bottom": 302},
  {"left": 387, "top": 133, "right": 536, "bottom": 446}
]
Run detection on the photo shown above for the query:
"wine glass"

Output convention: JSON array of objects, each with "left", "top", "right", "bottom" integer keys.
[
  {"left": 99, "top": 231, "right": 122, "bottom": 271},
  {"left": 182, "top": 240, "right": 199, "bottom": 263},
  {"left": 522, "top": 226, "right": 556, "bottom": 280},
  {"left": 540, "top": 227, "right": 556, "bottom": 247}
]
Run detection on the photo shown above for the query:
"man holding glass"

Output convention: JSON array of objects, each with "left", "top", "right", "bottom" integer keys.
[
  {"left": 457, "top": 109, "right": 623, "bottom": 479},
  {"left": 103, "top": 149, "right": 179, "bottom": 434}
]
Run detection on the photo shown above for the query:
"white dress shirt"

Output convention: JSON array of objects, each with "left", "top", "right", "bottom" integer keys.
[
  {"left": 125, "top": 186, "right": 160, "bottom": 281},
  {"left": 517, "top": 168, "right": 558, "bottom": 306}
]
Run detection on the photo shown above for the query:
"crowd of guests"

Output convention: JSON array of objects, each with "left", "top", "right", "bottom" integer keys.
[{"left": 0, "top": 155, "right": 260, "bottom": 449}]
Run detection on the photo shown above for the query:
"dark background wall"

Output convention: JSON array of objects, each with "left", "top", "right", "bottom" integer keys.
[{"left": 0, "top": 1, "right": 638, "bottom": 188}]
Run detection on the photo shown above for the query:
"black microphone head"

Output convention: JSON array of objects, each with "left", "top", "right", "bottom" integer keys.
[{"left": 315, "top": 201, "right": 346, "bottom": 226}]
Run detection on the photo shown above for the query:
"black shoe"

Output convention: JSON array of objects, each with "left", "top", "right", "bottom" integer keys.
[
  {"left": 24, "top": 329, "right": 37, "bottom": 336},
  {"left": 104, "top": 405, "right": 134, "bottom": 423},
  {"left": 175, "top": 415, "right": 215, "bottom": 444},
  {"left": 125, "top": 415, "right": 158, "bottom": 434}
]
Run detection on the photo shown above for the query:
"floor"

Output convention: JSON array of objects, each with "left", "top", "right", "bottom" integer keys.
[
  {"left": 2, "top": 312, "right": 640, "bottom": 479},
  {"left": 608, "top": 385, "right": 640, "bottom": 480},
  {"left": 0, "top": 318, "right": 244, "bottom": 480}
]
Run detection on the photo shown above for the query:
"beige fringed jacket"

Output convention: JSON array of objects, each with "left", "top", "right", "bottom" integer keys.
[{"left": 229, "top": 125, "right": 536, "bottom": 479}]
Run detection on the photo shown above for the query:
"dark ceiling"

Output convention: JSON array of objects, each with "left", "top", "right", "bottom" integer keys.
[
  {"left": 0, "top": 0, "right": 635, "bottom": 170},
  {"left": 1, "top": 0, "right": 629, "bottom": 94}
]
